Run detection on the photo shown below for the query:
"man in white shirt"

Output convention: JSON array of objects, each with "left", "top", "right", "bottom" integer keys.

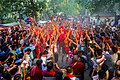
[
  {"left": 45, "top": 46, "right": 54, "bottom": 63},
  {"left": 41, "top": 50, "right": 48, "bottom": 71},
  {"left": 21, "top": 48, "right": 32, "bottom": 69}
]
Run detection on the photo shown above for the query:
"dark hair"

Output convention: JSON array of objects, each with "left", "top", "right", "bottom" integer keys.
[
  {"left": 112, "top": 46, "right": 118, "bottom": 53},
  {"left": 77, "top": 50, "right": 84, "bottom": 55},
  {"left": 55, "top": 72, "right": 63, "bottom": 80},
  {"left": 43, "top": 50, "right": 48, "bottom": 55},
  {"left": 96, "top": 49, "right": 102, "bottom": 56},
  {"left": 11, "top": 45, "right": 16, "bottom": 50},
  {"left": 25, "top": 48, "right": 31, "bottom": 52},
  {"left": 46, "top": 46, "right": 50, "bottom": 50},
  {"left": 47, "top": 62, "right": 53, "bottom": 71},
  {"left": 69, "top": 46, "right": 73, "bottom": 51},
  {"left": 104, "top": 46, "right": 109, "bottom": 51},
  {"left": 36, "top": 60, "right": 42, "bottom": 67},
  {"left": 66, "top": 66, "right": 73, "bottom": 74},
  {"left": 63, "top": 76, "right": 71, "bottom": 80},
  {"left": 9, "top": 52, "right": 14, "bottom": 56},
  {"left": 18, "top": 53, "right": 24, "bottom": 59},
  {"left": 15, "top": 59, "right": 21, "bottom": 65}
]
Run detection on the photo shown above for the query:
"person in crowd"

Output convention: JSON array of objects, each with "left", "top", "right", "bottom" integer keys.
[
  {"left": 45, "top": 46, "right": 54, "bottom": 63},
  {"left": 70, "top": 58, "right": 85, "bottom": 80},
  {"left": 42, "top": 62, "right": 56, "bottom": 77},
  {"left": 0, "top": 16, "right": 120, "bottom": 80},
  {"left": 65, "top": 66, "right": 79, "bottom": 80},
  {"left": 41, "top": 50, "right": 48, "bottom": 71},
  {"left": 30, "top": 60, "right": 43, "bottom": 80}
]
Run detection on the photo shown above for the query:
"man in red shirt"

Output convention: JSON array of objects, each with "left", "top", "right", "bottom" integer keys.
[
  {"left": 70, "top": 60, "right": 85, "bottom": 80},
  {"left": 30, "top": 60, "right": 43, "bottom": 80},
  {"left": 42, "top": 62, "right": 56, "bottom": 77}
]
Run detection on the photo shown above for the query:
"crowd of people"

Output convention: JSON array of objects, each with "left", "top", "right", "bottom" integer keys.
[{"left": 0, "top": 16, "right": 120, "bottom": 80}]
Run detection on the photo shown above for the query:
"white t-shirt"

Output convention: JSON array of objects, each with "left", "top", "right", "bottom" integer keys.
[
  {"left": 41, "top": 56, "right": 47, "bottom": 71},
  {"left": 46, "top": 50, "right": 53, "bottom": 62}
]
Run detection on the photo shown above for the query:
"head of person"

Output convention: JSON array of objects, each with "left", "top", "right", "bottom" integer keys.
[
  {"left": 25, "top": 48, "right": 31, "bottom": 54},
  {"left": 46, "top": 46, "right": 50, "bottom": 50},
  {"left": 36, "top": 60, "right": 43, "bottom": 68},
  {"left": 42, "top": 50, "right": 48, "bottom": 57},
  {"left": 66, "top": 66, "right": 73, "bottom": 74},
  {"left": 55, "top": 72, "right": 63, "bottom": 80},
  {"left": 95, "top": 49, "right": 102, "bottom": 58},
  {"left": 69, "top": 46, "right": 73, "bottom": 51},
  {"left": 47, "top": 62, "right": 54, "bottom": 71},
  {"left": 112, "top": 46, "right": 118, "bottom": 53},
  {"left": 11, "top": 45, "right": 16, "bottom": 50},
  {"left": 77, "top": 50, "right": 84, "bottom": 57},
  {"left": 104, "top": 46, "right": 109, "bottom": 52},
  {"left": 63, "top": 76, "right": 71, "bottom": 80}
]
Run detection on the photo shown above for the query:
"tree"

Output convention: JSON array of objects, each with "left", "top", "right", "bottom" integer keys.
[
  {"left": 0, "top": 0, "right": 47, "bottom": 23},
  {"left": 0, "top": 0, "right": 12, "bottom": 23},
  {"left": 76, "top": 0, "right": 120, "bottom": 15},
  {"left": 59, "top": 0, "right": 80, "bottom": 16}
]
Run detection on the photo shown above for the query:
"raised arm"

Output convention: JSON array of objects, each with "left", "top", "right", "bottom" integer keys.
[
  {"left": 88, "top": 46, "right": 94, "bottom": 55},
  {"left": 93, "top": 40, "right": 101, "bottom": 49},
  {"left": 8, "top": 65, "right": 17, "bottom": 72},
  {"left": 68, "top": 38, "right": 77, "bottom": 46}
]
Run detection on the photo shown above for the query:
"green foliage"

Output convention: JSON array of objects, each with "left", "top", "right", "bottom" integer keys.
[
  {"left": 0, "top": 0, "right": 120, "bottom": 23},
  {"left": 0, "top": 0, "right": 80, "bottom": 23},
  {"left": 59, "top": 0, "right": 80, "bottom": 16},
  {"left": 77, "top": 0, "right": 120, "bottom": 14},
  {"left": 0, "top": 0, "right": 47, "bottom": 23},
  {"left": 46, "top": 0, "right": 80, "bottom": 17}
]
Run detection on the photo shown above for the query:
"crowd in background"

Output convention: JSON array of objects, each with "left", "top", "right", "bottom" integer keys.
[{"left": 0, "top": 16, "right": 120, "bottom": 80}]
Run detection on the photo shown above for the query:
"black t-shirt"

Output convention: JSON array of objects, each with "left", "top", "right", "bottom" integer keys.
[{"left": 3, "top": 71, "right": 11, "bottom": 80}]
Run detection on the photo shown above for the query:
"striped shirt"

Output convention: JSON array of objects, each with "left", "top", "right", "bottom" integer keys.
[{"left": 96, "top": 55, "right": 106, "bottom": 66}]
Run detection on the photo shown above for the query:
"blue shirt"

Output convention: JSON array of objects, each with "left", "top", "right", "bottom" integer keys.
[{"left": 16, "top": 48, "right": 22, "bottom": 55}]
